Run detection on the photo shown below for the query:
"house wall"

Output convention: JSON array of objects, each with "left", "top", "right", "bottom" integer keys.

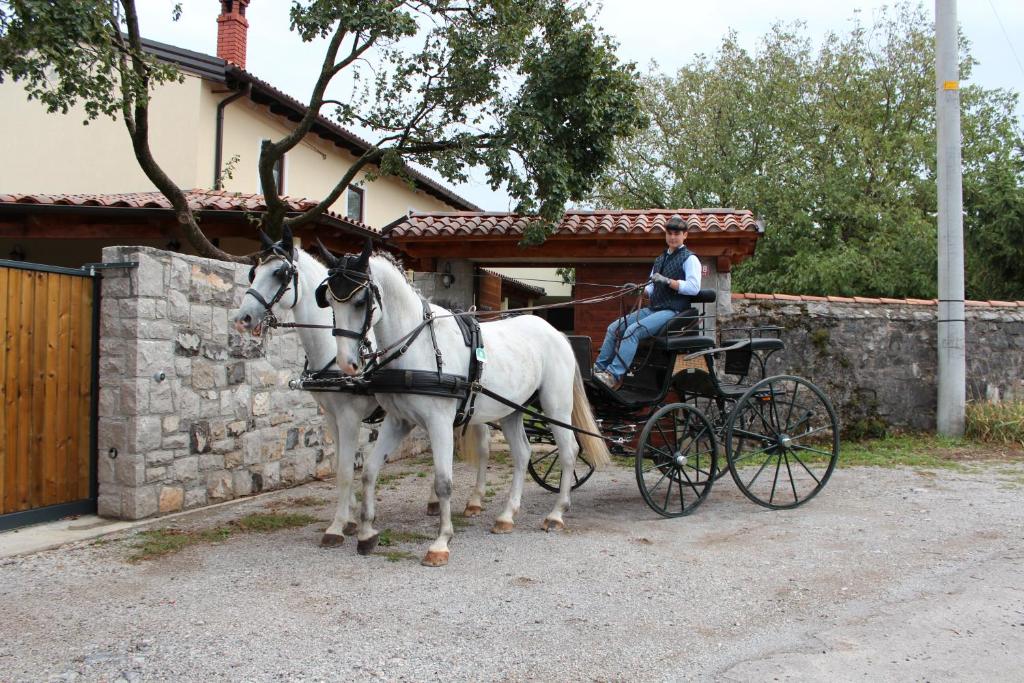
[
  {"left": 2, "top": 73, "right": 464, "bottom": 229},
  {"left": 0, "top": 75, "right": 205, "bottom": 193}
]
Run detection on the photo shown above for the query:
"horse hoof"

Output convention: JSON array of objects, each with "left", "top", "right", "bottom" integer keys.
[
  {"left": 342, "top": 522, "right": 358, "bottom": 536},
  {"left": 421, "top": 550, "right": 449, "bottom": 567},
  {"left": 426, "top": 502, "right": 440, "bottom": 516},
  {"left": 320, "top": 533, "right": 345, "bottom": 548},
  {"left": 356, "top": 534, "right": 379, "bottom": 555},
  {"left": 491, "top": 520, "right": 515, "bottom": 534},
  {"left": 464, "top": 504, "right": 483, "bottom": 517},
  {"left": 542, "top": 518, "right": 565, "bottom": 532}
]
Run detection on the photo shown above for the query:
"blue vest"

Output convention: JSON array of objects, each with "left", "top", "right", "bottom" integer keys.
[{"left": 649, "top": 246, "right": 694, "bottom": 312}]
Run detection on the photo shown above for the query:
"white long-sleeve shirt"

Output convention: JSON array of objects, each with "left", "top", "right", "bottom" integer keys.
[{"left": 644, "top": 249, "right": 702, "bottom": 299}]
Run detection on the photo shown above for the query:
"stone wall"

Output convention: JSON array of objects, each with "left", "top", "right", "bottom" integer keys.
[
  {"left": 726, "top": 295, "right": 1024, "bottom": 432},
  {"left": 96, "top": 246, "right": 353, "bottom": 520}
]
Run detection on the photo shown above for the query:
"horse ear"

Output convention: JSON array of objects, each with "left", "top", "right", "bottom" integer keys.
[
  {"left": 355, "top": 237, "right": 373, "bottom": 269},
  {"left": 257, "top": 228, "right": 275, "bottom": 249},
  {"left": 314, "top": 237, "right": 338, "bottom": 267},
  {"left": 280, "top": 225, "right": 293, "bottom": 251}
]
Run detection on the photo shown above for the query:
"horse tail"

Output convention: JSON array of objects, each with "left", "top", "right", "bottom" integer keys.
[
  {"left": 571, "top": 364, "right": 612, "bottom": 469},
  {"left": 454, "top": 423, "right": 484, "bottom": 466}
]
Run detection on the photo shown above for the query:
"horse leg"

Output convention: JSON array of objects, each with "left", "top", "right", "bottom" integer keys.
[
  {"left": 542, "top": 424, "right": 579, "bottom": 532},
  {"left": 321, "top": 407, "right": 361, "bottom": 547},
  {"left": 463, "top": 423, "right": 490, "bottom": 517},
  {"left": 357, "top": 417, "right": 412, "bottom": 555},
  {"left": 422, "top": 421, "right": 455, "bottom": 567},
  {"left": 492, "top": 416, "right": 529, "bottom": 534},
  {"left": 426, "top": 487, "right": 440, "bottom": 516}
]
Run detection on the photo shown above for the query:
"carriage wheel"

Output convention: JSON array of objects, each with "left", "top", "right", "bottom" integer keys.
[
  {"left": 635, "top": 403, "right": 717, "bottom": 518},
  {"left": 724, "top": 375, "right": 839, "bottom": 509},
  {"left": 527, "top": 444, "right": 595, "bottom": 492}
]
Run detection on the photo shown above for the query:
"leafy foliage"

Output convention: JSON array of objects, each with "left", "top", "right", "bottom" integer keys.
[
  {"left": 0, "top": 0, "right": 644, "bottom": 256},
  {"left": 590, "top": 2, "right": 1024, "bottom": 299}
]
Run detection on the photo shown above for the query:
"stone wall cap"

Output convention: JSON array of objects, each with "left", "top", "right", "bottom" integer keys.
[{"left": 734, "top": 293, "right": 1024, "bottom": 308}]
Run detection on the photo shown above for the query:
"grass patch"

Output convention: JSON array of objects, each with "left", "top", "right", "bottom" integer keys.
[
  {"left": 377, "top": 528, "right": 431, "bottom": 547},
  {"left": 838, "top": 432, "right": 1023, "bottom": 469},
  {"left": 231, "top": 512, "right": 317, "bottom": 532},
  {"left": 376, "top": 472, "right": 405, "bottom": 488},
  {"left": 378, "top": 550, "right": 417, "bottom": 563},
  {"left": 451, "top": 513, "right": 472, "bottom": 529},
  {"left": 966, "top": 401, "right": 1024, "bottom": 447},
  {"left": 128, "top": 512, "right": 318, "bottom": 562}
]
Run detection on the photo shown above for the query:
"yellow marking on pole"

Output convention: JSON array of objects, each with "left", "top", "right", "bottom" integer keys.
[{"left": 942, "top": 80, "right": 959, "bottom": 91}]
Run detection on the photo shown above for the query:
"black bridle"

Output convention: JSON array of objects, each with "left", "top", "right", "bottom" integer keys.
[
  {"left": 315, "top": 262, "right": 382, "bottom": 362},
  {"left": 245, "top": 246, "right": 299, "bottom": 314}
]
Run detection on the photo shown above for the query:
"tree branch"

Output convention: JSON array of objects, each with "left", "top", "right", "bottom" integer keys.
[{"left": 119, "top": 0, "right": 241, "bottom": 262}]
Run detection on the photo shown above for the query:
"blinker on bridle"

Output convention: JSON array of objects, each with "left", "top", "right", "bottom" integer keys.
[
  {"left": 315, "top": 262, "right": 380, "bottom": 352},
  {"left": 245, "top": 246, "right": 299, "bottom": 312}
]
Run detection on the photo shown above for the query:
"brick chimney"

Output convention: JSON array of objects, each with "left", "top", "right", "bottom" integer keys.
[{"left": 216, "top": 0, "right": 250, "bottom": 68}]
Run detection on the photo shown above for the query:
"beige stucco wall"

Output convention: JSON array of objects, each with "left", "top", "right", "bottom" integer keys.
[
  {"left": 213, "top": 95, "right": 456, "bottom": 227},
  {"left": 0, "top": 74, "right": 206, "bottom": 193},
  {"left": 491, "top": 268, "right": 572, "bottom": 297},
  {"left": 2, "top": 72, "right": 465, "bottom": 229}
]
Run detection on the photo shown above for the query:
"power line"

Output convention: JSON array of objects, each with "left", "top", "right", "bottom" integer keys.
[{"left": 986, "top": 0, "right": 1024, "bottom": 83}]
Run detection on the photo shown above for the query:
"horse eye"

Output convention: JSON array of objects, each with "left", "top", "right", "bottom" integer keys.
[{"left": 353, "top": 295, "right": 367, "bottom": 309}]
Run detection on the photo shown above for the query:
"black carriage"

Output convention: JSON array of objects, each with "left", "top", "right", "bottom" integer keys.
[{"left": 526, "top": 289, "right": 840, "bottom": 518}]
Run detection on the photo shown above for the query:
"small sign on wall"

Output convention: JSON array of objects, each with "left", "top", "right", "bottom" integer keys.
[{"left": 702, "top": 263, "right": 710, "bottom": 276}]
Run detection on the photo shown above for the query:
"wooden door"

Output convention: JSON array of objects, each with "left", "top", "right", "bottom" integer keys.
[{"left": 0, "top": 261, "right": 97, "bottom": 528}]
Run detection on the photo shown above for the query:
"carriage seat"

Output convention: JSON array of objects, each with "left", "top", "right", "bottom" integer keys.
[
  {"left": 652, "top": 288, "right": 717, "bottom": 350},
  {"left": 656, "top": 335, "right": 715, "bottom": 353},
  {"left": 722, "top": 337, "right": 784, "bottom": 352}
]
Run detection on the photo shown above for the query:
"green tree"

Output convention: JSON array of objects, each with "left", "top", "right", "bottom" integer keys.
[
  {"left": 0, "top": 0, "right": 643, "bottom": 260},
  {"left": 590, "top": 2, "right": 1024, "bottom": 299}
]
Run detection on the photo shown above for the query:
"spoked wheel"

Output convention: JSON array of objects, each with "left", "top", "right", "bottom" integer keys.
[
  {"left": 635, "top": 403, "right": 718, "bottom": 518},
  {"left": 724, "top": 375, "right": 839, "bottom": 509},
  {"left": 527, "top": 444, "right": 595, "bottom": 492}
]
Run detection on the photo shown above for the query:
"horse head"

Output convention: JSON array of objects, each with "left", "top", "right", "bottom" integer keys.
[
  {"left": 315, "top": 237, "right": 376, "bottom": 376},
  {"left": 231, "top": 226, "right": 300, "bottom": 336}
]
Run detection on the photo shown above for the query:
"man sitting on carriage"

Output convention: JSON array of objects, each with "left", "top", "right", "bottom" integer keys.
[{"left": 593, "top": 215, "right": 702, "bottom": 390}]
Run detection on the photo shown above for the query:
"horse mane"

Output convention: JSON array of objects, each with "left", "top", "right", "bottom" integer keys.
[{"left": 371, "top": 250, "right": 407, "bottom": 281}]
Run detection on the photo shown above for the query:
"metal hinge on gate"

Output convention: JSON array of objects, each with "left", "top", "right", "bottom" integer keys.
[{"left": 80, "top": 261, "right": 138, "bottom": 276}]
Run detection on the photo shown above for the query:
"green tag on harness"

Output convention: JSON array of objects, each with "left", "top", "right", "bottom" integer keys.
[{"left": 476, "top": 347, "right": 487, "bottom": 363}]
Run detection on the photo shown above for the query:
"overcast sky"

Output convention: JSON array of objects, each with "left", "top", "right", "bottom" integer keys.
[{"left": 136, "top": 1, "right": 1024, "bottom": 210}]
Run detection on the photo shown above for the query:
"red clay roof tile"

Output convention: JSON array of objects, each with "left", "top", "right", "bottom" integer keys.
[
  {"left": 385, "top": 208, "right": 760, "bottom": 238},
  {"left": 0, "top": 189, "right": 375, "bottom": 233}
]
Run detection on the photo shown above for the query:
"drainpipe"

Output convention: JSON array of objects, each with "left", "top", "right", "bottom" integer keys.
[{"left": 213, "top": 84, "right": 249, "bottom": 189}]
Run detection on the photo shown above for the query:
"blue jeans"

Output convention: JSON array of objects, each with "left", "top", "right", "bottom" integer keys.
[{"left": 594, "top": 308, "right": 679, "bottom": 380}]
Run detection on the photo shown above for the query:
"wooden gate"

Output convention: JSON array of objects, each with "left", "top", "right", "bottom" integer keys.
[{"left": 0, "top": 260, "right": 98, "bottom": 530}]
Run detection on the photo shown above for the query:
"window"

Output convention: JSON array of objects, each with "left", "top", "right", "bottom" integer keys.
[
  {"left": 346, "top": 186, "right": 364, "bottom": 222},
  {"left": 259, "top": 139, "right": 285, "bottom": 194}
]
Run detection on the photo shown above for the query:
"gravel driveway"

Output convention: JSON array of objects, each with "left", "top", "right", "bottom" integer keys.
[{"left": 1, "top": 456, "right": 1023, "bottom": 682}]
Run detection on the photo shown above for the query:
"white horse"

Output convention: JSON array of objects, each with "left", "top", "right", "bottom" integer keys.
[
  {"left": 317, "top": 240, "right": 611, "bottom": 567},
  {"left": 231, "top": 228, "right": 491, "bottom": 548}
]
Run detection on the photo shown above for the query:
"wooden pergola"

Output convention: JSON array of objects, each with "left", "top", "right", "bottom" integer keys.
[
  {"left": 384, "top": 209, "right": 764, "bottom": 340},
  {"left": 384, "top": 209, "right": 762, "bottom": 274}
]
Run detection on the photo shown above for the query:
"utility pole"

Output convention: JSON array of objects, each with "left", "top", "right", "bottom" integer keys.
[{"left": 935, "top": 0, "right": 966, "bottom": 436}]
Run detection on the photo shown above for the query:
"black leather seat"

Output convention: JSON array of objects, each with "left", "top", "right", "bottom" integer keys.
[{"left": 722, "top": 338, "right": 784, "bottom": 352}]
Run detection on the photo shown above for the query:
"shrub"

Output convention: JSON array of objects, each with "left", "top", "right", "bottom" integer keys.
[{"left": 965, "top": 401, "right": 1024, "bottom": 447}]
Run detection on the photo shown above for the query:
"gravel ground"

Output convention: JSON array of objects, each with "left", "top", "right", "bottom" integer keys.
[{"left": 1, "top": 455, "right": 1023, "bottom": 682}]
